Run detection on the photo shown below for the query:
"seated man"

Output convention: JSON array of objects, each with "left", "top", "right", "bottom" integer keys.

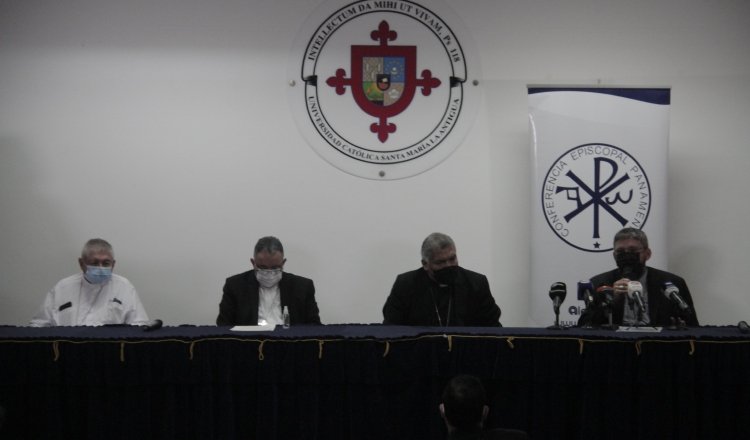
[
  {"left": 30, "top": 238, "right": 149, "bottom": 326},
  {"left": 440, "top": 374, "right": 529, "bottom": 440},
  {"left": 581, "top": 227, "right": 699, "bottom": 327},
  {"left": 382, "top": 232, "right": 501, "bottom": 326},
  {"left": 216, "top": 236, "right": 321, "bottom": 326}
]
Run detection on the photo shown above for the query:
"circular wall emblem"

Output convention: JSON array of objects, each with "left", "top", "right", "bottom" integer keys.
[
  {"left": 541, "top": 143, "right": 652, "bottom": 252},
  {"left": 287, "top": 0, "right": 481, "bottom": 180}
]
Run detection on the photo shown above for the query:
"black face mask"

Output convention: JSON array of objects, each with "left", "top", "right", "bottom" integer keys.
[
  {"left": 615, "top": 252, "right": 645, "bottom": 279},
  {"left": 432, "top": 266, "right": 458, "bottom": 285}
]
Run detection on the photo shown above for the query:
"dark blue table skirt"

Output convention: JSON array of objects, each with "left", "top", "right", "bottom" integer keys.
[{"left": 1, "top": 325, "right": 749, "bottom": 439}]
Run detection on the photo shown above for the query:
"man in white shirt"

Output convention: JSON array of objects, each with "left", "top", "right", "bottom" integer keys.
[{"left": 30, "top": 238, "right": 149, "bottom": 327}]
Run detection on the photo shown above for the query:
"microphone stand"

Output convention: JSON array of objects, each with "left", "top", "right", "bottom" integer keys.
[
  {"left": 600, "top": 302, "right": 616, "bottom": 330},
  {"left": 666, "top": 316, "right": 687, "bottom": 331},
  {"left": 547, "top": 300, "right": 565, "bottom": 330},
  {"left": 579, "top": 305, "right": 594, "bottom": 329},
  {"left": 634, "top": 300, "right": 644, "bottom": 328}
]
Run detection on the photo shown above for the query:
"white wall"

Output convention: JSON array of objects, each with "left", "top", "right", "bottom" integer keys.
[{"left": 1, "top": 0, "right": 748, "bottom": 326}]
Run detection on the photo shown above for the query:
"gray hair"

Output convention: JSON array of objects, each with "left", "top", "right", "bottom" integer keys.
[
  {"left": 81, "top": 238, "right": 114, "bottom": 260},
  {"left": 613, "top": 227, "right": 649, "bottom": 249},
  {"left": 421, "top": 232, "right": 455, "bottom": 262},
  {"left": 254, "top": 236, "right": 284, "bottom": 256}
]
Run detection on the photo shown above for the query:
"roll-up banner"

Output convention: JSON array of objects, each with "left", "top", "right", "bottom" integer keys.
[{"left": 528, "top": 87, "right": 671, "bottom": 326}]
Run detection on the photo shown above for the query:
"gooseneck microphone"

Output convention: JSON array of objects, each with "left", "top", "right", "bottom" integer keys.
[
  {"left": 547, "top": 282, "right": 567, "bottom": 330},
  {"left": 738, "top": 321, "right": 749, "bottom": 334},
  {"left": 549, "top": 282, "right": 567, "bottom": 314},
  {"left": 596, "top": 285, "right": 616, "bottom": 329},
  {"left": 142, "top": 319, "right": 163, "bottom": 332},
  {"left": 662, "top": 282, "right": 690, "bottom": 312},
  {"left": 577, "top": 280, "right": 598, "bottom": 329},
  {"left": 596, "top": 285, "right": 614, "bottom": 306}
]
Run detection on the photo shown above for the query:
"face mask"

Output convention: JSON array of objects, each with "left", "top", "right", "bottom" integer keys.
[
  {"left": 84, "top": 266, "right": 112, "bottom": 284},
  {"left": 433, "top": 266, "right": 458, "bottom": 286},
  {"left": 256, "top": 269, "right": 282, "bottom": 288},
  {"left": 615, "top": 252, "right": 644, "bottom": 278}
]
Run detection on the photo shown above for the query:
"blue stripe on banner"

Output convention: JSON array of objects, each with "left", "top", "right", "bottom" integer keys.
[{"left": 528, "top": 87, "right": 670, "bottom": 105}]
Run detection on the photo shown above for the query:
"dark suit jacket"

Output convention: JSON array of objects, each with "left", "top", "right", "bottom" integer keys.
[
  {"left": 581, "top": 266, "right": 698, "bottom": 327},
  {"left": 382, "top": 267, "right": 501, "bottom": 326},
  {"left": 216, "top": 270, "right": 321, "bottom": 326}
]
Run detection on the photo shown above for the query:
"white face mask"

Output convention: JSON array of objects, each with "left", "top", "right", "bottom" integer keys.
[
  {"left": 255, "top": 269, "right": 282, "bottom": 288},
  {"left": 84, "top": 266, "right": 113, "bottom": 284}
]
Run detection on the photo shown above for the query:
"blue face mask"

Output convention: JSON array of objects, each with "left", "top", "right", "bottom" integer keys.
[{"left": 84, "top": 266, "right": 113, "bottom": 284}]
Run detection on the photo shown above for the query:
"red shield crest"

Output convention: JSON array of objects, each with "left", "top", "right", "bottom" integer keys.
[{"left": 327, "top": 21, "right": 441, "bottom": 143}]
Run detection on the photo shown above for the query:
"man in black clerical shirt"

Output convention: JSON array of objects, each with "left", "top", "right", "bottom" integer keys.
[
  {"left": 579, "top": 227, "right": 699, "bottom": 327},
  {"left": 382, "top": 232, "right": 501, "bottom": 327},
  {"left": 217, "top": 236, "right": 321, "bottom": 326}
]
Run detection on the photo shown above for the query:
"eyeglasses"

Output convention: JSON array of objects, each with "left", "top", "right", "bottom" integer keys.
[
  {"left": 613, "top": 247, "right": 644, "bottom": 255},
  {"left": 83, "top": 259, "right": 114, "bottom": 267},
  {"left": 255, "top": 268, "right": 283, "bottom": 275}
]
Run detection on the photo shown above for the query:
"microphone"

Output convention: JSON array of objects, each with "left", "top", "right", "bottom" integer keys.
[
  {"left": 142, "top": 319, "right": 163, "bottom": 331},
  {"left": 662, "top": 282, "right": 690, "bottom": 312},
  {"left": 549, "top": 282, "right": 567, "bottom": 314},
  {"left": 739, "top": 321, "right": 749, "bottom": 334},
  {"left": 594, "top": 285, "right": 616, "bottom": 329},
  {"left": 596, "top": 285, "right": 614, "bottom": 306},
  {"left": 547, "top": 282, "right": 567, "bottom": 330},
  {"left": 627, "top": 281, "right": 645, "bottom": 312},
  {"left": 577, "top": 280, "right": 594, "bottom": 307}
]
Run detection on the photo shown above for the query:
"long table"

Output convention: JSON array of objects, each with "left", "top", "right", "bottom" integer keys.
[{"left": 1, "top": 325, "right": 749, "bottom": 439}]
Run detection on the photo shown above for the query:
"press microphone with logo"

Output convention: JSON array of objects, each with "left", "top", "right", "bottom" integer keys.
[
  {"left": 577, "top": 280, "right": 594, "bottom": 307},
  {"left": 662, "top": 282, "right": 690, "bottom": 312},
  {"left": 549, "top": 282, "right": 567, "bottom": 314},
  {"left": 142, "top": 319, "right": 163, "bottom": 332},
  {"left": 627, "top": 281, "right": 645, "bottom": 312}
]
